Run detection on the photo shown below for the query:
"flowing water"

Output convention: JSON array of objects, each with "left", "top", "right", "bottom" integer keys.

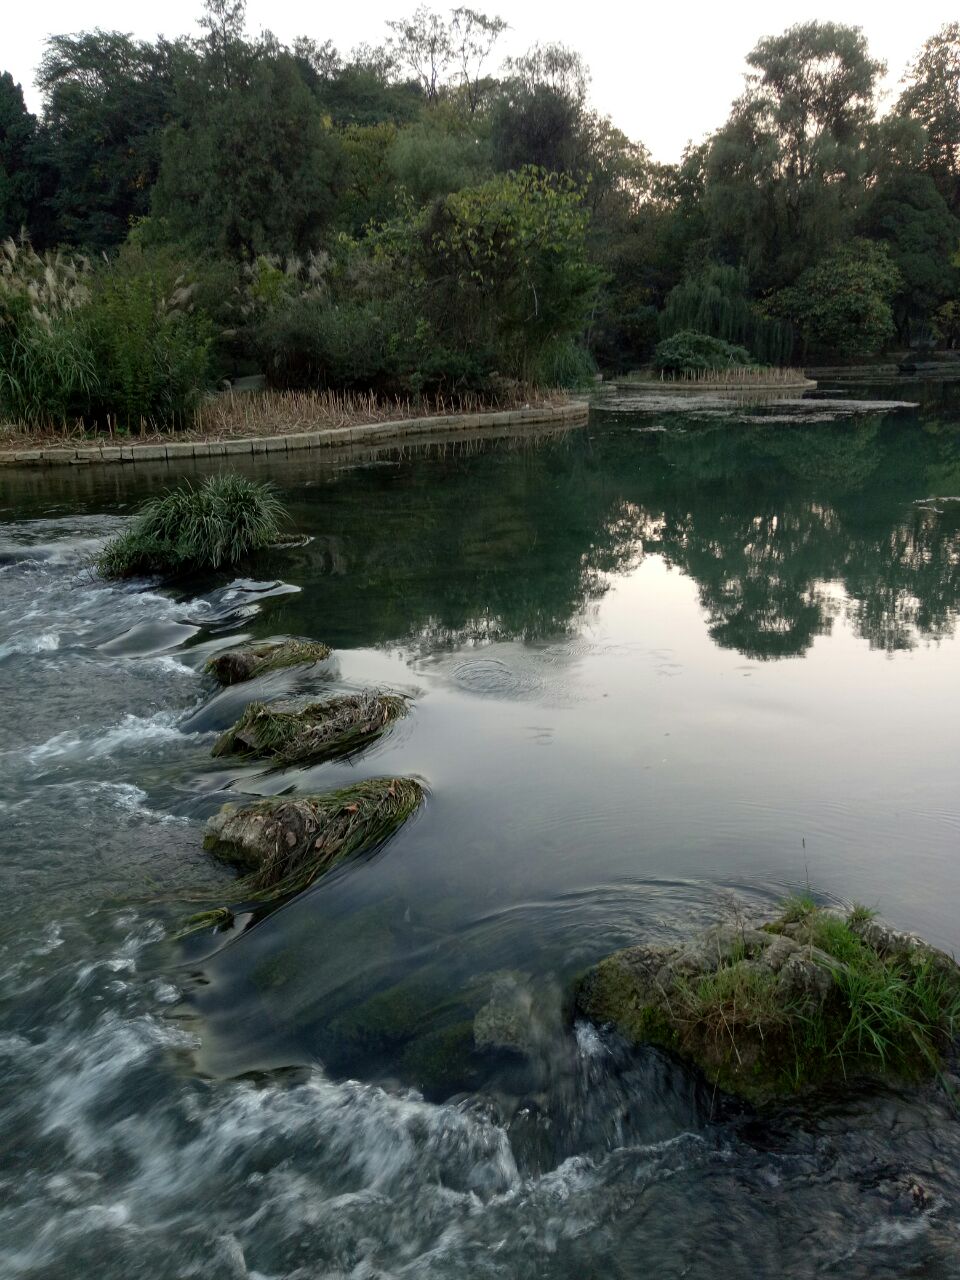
[{"left": 3, "top": 382, "right": 960, "bottom": 1277}]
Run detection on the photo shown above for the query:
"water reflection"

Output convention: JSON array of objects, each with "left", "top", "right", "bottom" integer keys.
[{"left": 241, "top": 410, "right": 960, "bottom": 662}]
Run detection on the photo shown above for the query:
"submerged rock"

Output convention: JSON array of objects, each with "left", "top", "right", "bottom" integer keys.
[
  {"left": 206, "top": 639, "right": 331, "bottom": 686},
  {"left": 574, "top": 904, "right": 960, "bottom": 1105},
  {"left": 203, "top": 776, "right": 424, "bottom": 901},
  {"left": 473, "top": 971, "right": 538, "bottom": 1057},
  {"left": 212, "top": 692, "right": 408, "bottom": 767}
]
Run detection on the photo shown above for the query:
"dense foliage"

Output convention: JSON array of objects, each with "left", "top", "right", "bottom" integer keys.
[
  {"left": 652, "top": 330, "right": 752, "bottom": 374},
  {"left": 3, "top": 4, "right": 960, "bottom": 428}
]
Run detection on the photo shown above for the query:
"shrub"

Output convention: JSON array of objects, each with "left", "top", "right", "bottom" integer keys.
[
  {"left": 766, "top": 240, "right": 903, "bottom": 359},
  {"left": 87, "top": 271, "right": 212, "bottom": 427},
  {"left": 255, "top": 294, "right": 410, "bottom": 392},
  {"left": 97, "top": 474, "right": 285, "bottom": 578},
  {"left": 531, "top": 337, "right": 597, "bottom": 388},
  {"left": 652, "top": 329, "right": 754, "bottom": 374}
]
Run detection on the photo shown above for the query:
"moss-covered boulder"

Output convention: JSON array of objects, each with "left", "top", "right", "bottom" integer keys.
[
  {"left": 574, "top": 901, "right": 960, "bottom": 1105},
  {"left": 206, "top": 639, "right": 331, "bottom": 686},
  {"left": 203, "top": 777, "right": 424, "bottom": 902},
  {"left": 212, "top": 692, "right": 407, "bottom": 767}
]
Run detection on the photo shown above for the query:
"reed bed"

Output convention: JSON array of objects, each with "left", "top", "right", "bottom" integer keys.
[
  {"left": 0, "top": 385, "right": 571, "bottom": 452},
  {"left": 626, "top": 366, "right": 809, "bottom": 387}
]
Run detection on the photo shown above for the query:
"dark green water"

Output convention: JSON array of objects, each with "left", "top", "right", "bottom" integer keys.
[{"left": 2, "top": 383, "right": 960, "bottom": 1276}]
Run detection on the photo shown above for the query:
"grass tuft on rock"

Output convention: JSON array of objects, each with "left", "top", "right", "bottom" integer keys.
[
  {"left": 203, "top": 777, "right": 424, "bottom": 903},
  {"left": 97, "top": 473, "right": 285, "bottom": 578},
  {"left": 205, "top": 638, "right": 331, "bottom": 686},
  {"left": 212, "top": 692, "right": 408, "bottom": 767},
  {"left": 575, "top": 900, "right": 960, "bottom": 1104}
]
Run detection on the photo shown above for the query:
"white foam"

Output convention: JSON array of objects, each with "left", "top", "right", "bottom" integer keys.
[
  {"left": 25, "top": 712, "right": 207, "bottom": 766},
  {"left": 0, "top": 630, "right": 60, "bottom": 659}
]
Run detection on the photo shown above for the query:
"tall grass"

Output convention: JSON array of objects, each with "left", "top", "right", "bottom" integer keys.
[
  {"left": 0, "top": 236, "right": 212, "bottom": 431},
  {"left": 97, "top": 474, "right": 285, "bottom": 578}
]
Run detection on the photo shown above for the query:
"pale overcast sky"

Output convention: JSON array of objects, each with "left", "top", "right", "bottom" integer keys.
[{"left": 4, "top": 1, "right": 959, "bottom": 161}]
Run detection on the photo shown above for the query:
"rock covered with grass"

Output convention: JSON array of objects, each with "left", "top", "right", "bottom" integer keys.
[
  {"left": 97, "top": 474, "right": 285, "bottom": 579},
  {"left": 575, "top": 898, "right": 960, "bottom": 1104},
  {"left": 203, "top": 777, "right": 424, "bottom": 902},
  {"left": 206, "top": 638, "right": 331, "bottom": 686},
  {"left": 212, "top": 692, "right": 407, "bottom": 766}
]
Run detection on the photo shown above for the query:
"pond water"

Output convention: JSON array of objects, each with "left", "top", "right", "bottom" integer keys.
[{"left": 3, "top": 382, "right": 960, "bottom": 1277}]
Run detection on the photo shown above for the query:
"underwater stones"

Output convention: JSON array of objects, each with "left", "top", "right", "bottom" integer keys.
[
  {"left": 205, "top": 638, "right": 331, "bottom": 686},
  {"left": 473, "top": 971, "right": 538, "bottom": 1057},
  {"left": 574, "top": 906, "right": 960, "bottom": 1105},
  {"left": 212, "top": 692, "right": 408, "bottom": 767},
  {"left": 203, "top": 777, "right": 424, "bottom": 901}
]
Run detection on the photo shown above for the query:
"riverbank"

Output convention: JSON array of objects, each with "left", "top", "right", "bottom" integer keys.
[{"left": 0, "top": 390, "right": 586, "bottom": 468}]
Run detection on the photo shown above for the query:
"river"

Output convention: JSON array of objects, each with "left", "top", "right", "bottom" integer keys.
[{"left": 2, "top": 381, "right": 960, "bottom": 1276}]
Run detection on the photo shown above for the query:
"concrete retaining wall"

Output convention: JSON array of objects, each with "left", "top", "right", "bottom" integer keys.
[{"left": 1, "top": 402, "right": 589, "bottom": 469}]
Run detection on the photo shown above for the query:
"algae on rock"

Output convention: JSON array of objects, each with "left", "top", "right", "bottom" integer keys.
[
  {"left": 206, "top": 638, "right": 331, "bottom": 686},
  {"left": 212, "top": 692, "right": 407, "bottom": 766},
  {"left": 574, "top": 903, "right": 960, "bottom": 1104},
  {"left": 203, "top": 776, "right": 424, "bottom": 902}
]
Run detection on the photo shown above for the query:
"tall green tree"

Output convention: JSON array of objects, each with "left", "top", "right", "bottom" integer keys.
[
  {"left": 859, "top": 170, "right": 959, "bottom": 343},
  {"left": 705, "top": 22, "right": 883, "bottom": 287},
  {"left": 152, "top": 45, "right": 343, "bottom": 257},
  {"left": 0, "top": 74, "right": 40, "bottom": 241},
  {"left": 899, "top": 25, "right": 960, "bottom": 209},
  {"left": 37, "top": 31, "right": 181, "bottom": 250}
]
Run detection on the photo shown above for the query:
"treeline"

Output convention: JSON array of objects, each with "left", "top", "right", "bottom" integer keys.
[{"left": 2, "top": 3, "right": 960, "bottom": 427}]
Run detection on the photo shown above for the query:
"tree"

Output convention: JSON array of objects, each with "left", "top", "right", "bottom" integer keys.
[
  {"left": 767, "top": 239, "right": 902, "bottom": 358},
  {"left": 37, "top": 31, "right": 181, "bottom": 250},
  {"left": 423, "top": 166, "right": 603, "bottom": 377},
  {"left": 386, "top": 7, "right": 454, "bottom": 104},
  {"left": 858, "top": 170, "right": 959, "bottom": 344},
  {"left": 705, "top": 22, "right": 884, "bottom": 286},
  {"left": 491, "top": 44, "right": 592, "bottom": 176},
  {"left": 198, "top": 0, "right": 249, "bottom": 88},
  {"left": 152, "top": 49, "right": 343, "bottom": 257},
  {"left": 450, "top": 8, "right": 507, "bottom": 114},
  {"left": 0, "top": 74, "right": 40, "bottom": 241},
  {"left": 899, "top": 25, "right": 960, "bottom": 209},
  {"left": 660, "top": 264, "right": 793, "bottom": 364}
]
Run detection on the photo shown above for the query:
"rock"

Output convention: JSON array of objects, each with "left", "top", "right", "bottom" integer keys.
[
  {"left": 211, "top": 691, "right": 408, "bottom": 767},
  {"left": 574, "top": 904, "right": 960, "bottom": 1106},
  {"left": 474, "top": 972, "right": 537, "bottom": 1056},
  {"left": 202, "top": 776, "right": 425, "bottom": 901},
  {"left": 206, "top": 639, "right": 331, "bottom": 686}
]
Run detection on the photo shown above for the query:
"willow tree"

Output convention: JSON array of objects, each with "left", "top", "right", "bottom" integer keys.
[
  {"left": 705, "top": 22, "right": 884, "bottom": 288},
  {"left": 659, "top": 264, "right": 793, "bottom": 364}
]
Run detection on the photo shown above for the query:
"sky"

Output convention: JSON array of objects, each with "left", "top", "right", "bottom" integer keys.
[{"left": 4, "top": 1, "right": 959, "bottom": 162}]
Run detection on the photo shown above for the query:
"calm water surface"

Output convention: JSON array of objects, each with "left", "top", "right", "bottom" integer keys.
[{"left": 2, "top": 383, "right": 960, "bottom": 1276}]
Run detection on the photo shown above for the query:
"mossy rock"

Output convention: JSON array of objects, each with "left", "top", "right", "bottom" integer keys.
[
  {"left": 329, "top": 976, "right": 477, "bottom": 1056},
  {"left": 202, "top": 777, "right": 425, "bottom": 902},
  {"left": 400, "top": 1021, "right": 481, "bottom": 1097},
  {"left": 206, "top": 639, "right": 331, "bottom": 686},
  {"left": 212, "top": 692, "right": 408, "bottom": 767},
  {"left": 574, "top": 905, "right": 960, "bottom": 1105}
]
